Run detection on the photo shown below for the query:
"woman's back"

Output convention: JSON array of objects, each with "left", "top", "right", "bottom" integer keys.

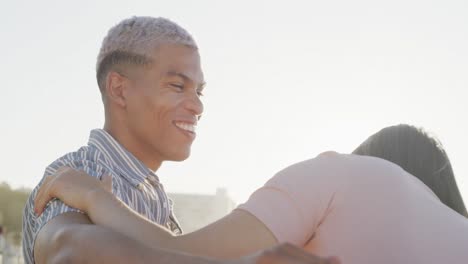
[{"left": 240, "top": 153, "right": 468, "bottom": 264}]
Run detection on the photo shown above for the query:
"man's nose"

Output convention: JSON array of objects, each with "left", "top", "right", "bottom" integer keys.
[{"left": 185, "top": 92, "right": 204, "bottom": 119}]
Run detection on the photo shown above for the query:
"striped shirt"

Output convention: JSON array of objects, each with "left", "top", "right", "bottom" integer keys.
[{"left": 22, "top": 129, "right": 182, "bottom": 264}]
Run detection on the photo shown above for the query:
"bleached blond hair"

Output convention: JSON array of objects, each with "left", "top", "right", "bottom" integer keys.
[{"left": 96, "top": 16, "right": 197, "bottom": 92}]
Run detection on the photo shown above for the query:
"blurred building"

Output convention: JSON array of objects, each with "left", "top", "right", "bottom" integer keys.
[{"left": 168, "top": 188, "right": 236, "bottom": 233}]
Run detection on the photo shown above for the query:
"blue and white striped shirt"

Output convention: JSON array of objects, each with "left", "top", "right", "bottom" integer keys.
[{"left": 22, "top": 129, "right": 182, "bottom": 264}]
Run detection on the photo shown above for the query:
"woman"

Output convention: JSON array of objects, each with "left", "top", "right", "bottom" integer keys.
[
  {"left": 34, "top": 124, "right": 468, "bottom": 263},
  {"left": 353, "top": 124, "right": 467, "bottom": 216}
]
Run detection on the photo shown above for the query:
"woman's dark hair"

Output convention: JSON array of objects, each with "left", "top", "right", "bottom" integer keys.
[{"left": 353, "top": 124, "right": 467, "bottom": 217}]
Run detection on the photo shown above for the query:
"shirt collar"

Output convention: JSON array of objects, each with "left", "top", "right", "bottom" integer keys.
[{"left": 88, "top": 129, "right": 158, "bottom": 187}]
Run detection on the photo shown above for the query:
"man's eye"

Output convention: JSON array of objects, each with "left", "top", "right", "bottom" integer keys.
[{"left": 171, "top": 84, "right": 184, "bottom": 90}]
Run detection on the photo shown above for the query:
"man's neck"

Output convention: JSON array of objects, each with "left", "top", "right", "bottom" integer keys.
[{"left": 103, "top": 123, "right": 162, "bottom": 172}]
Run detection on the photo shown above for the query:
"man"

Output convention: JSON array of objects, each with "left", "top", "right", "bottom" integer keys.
[{"left": 22, "top": 16, "right": 337, "bottom": 264}]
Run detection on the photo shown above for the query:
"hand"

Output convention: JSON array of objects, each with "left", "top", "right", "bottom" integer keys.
[
  {"left": 234, "top": 243, "right": 340, "bottom": 264},
  {"left": 34, "top": 167, "right": 112, "bottom": 216}
]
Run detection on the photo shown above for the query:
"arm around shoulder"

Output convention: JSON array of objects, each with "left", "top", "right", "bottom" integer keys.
[{"left": 34, "top": 212, "right": 170, "bottom": 264}]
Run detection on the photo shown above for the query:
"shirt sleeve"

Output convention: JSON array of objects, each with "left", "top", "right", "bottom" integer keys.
[
  {"left": 26, "top": 150, "right": 111, "bottom": 262},
  {"left": 237, "top": 153, "right": 342, "bottom": 246}
]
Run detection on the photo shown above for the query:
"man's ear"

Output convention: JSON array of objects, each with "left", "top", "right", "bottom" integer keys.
[{"left": 105, "top": 71, "right": 128, "bottom": 108}]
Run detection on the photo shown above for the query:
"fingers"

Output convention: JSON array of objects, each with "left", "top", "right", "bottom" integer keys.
[
  {"left": 34, "top": 166, "right": 72, "bottom": 216},
  {"left": 101, "top": 174, "right": 113, "bottom": 193},
  {"left": 34, "top": 173, "right": 56, "bottom": 216},
  {"left": 34, "top": 167, "right": 114, "bottom": 216}
]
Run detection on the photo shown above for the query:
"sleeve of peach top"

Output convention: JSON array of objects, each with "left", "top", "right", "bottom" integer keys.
[{"left": 237, "top": 153, "right": 341, "bottom": 246}]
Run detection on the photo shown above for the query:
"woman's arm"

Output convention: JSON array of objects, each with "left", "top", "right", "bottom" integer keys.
[
  {"left": 34, "top": 167, "right": 278, "bottom": 259},
  {"left": 86, "top": 189, "right": 278, "bottom": 258},
  {"left": 174, "top": 209, "right": 278, "bottom": 258}
]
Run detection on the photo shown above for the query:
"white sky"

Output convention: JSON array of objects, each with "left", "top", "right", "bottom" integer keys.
[{"left": 1, "top": 0, "right": 467, "bottom": 204}]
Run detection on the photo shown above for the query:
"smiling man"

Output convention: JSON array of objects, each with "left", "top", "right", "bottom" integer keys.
[{"left": 22, "top": 16, "right": 203, "bottom": 264}]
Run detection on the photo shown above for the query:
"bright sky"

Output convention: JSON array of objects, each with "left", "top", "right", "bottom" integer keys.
[{"left": 1, "top": 0, "right": 467, "bottom": 204}]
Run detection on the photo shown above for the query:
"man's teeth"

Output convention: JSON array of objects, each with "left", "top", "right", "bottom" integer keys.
[{"left": 175, "top": 122, "right": 196, "bottom": 133}]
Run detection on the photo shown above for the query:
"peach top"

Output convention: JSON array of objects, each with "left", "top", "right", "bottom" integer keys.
[{"left": 238, "top": 152, "right": 468, "bottom": 264}]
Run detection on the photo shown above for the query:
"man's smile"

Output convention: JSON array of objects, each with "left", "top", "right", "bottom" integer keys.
[{"left": 174, "top": 121, "right": 197, "bottom": 135}]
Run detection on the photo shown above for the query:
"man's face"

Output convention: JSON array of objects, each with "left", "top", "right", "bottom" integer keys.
[{"left": 124, "top": 44, "right": 205, "bottom": 165}]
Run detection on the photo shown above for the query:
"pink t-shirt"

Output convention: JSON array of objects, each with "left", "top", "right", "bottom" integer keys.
[{"left": 238, "top": 152, "right": 468, "bottom": 264}]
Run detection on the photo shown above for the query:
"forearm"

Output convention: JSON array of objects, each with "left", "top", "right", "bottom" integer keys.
[
  {"left": 35, "top": 212, "right": 220, "bottom": 264},
  {"left": 86, "top": 189, "right": 175, "bottom": 247},
  {"left": 52, "top": 224, "right": 218, "bottom": 264},
  {"left": 35, "top": 213, "right": 153, "bottom": 264},
  {"left": 167, "top": 209, "right": 277, "bottom": 259},
  {"left": 85, "top": 192, "right": 276, "bottom": 259}
]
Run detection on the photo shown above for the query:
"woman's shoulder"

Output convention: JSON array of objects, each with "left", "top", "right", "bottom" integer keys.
[{"left": 269, "top": 151, "right": 409, "bottom": 191}]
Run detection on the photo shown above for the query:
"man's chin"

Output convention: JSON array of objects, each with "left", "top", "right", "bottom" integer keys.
[{"left": 168, "top": 151, "right": 191, "bottom": 162}]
